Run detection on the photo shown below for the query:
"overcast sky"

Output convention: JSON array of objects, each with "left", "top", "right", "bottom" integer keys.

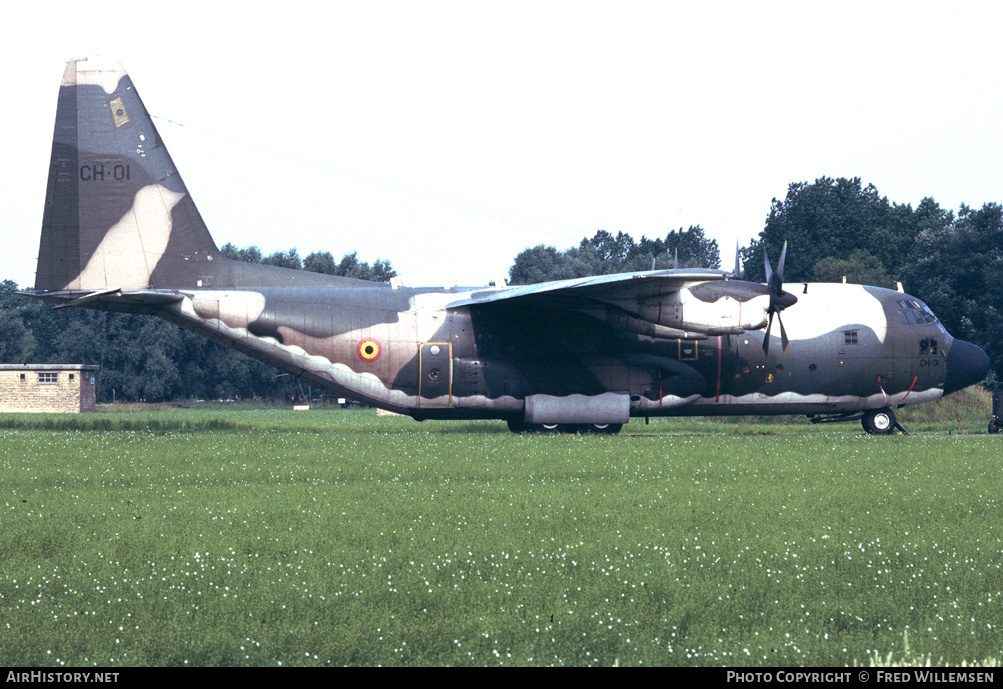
[{"left": 3, "top": 1, "right": 1002, "bottom": 288}]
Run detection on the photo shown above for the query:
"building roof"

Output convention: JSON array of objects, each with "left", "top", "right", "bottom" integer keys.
[{"left": 0, "top": 364, "right": 100, "bottom": 371}]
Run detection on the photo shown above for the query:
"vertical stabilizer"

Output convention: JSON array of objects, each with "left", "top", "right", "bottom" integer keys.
[{"left": 36, "top": 57, "right": 220, "bottom": 292}]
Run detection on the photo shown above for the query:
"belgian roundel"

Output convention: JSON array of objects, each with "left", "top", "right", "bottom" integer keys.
[{"left": 357, "top": 338, "right": 382, "bottom": 362}]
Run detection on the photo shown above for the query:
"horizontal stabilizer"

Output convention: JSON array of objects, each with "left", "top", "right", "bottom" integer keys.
[
  {"left": 20, "top": 288, "right": 185, "bottom": 310},
  {"left": 49, "top": 287, "right": 123, "bottom": 309}
]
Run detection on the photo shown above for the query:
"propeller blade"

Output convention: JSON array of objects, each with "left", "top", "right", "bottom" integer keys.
[
  {"left": 762, "top": 310, "right": 774, "bottom": 355},
  {"left": 777, "top": 241, "right": 787, "bottom": 282},
  {"left": 777, "top": 309, "right": 790, "bottom": 354}
]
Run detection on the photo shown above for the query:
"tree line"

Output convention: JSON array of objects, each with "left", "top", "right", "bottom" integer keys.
[
  {"left": 2, "top": 176, "right": 1001, "bottom": 401},
  {"left": 219, "top": 243, "right": 398, "bottom": 283},
  {"left": 508, "top": 226, "right": 722, "bottom": 284}
]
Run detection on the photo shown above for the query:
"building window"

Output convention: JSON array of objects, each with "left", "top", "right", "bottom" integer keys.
[
  {"left": 69, "top": 373, "right": 75, "bottom": 381},
  {"left": 20, "top": 373, "right": 26, "bottom": 381},
  {"left": 38, "top": 372, "right": 58, "bottom": 385}
]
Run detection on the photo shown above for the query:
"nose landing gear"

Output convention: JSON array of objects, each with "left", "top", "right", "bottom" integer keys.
[{"left": 862, "top": 407, "right": 910, "bottom": 436}]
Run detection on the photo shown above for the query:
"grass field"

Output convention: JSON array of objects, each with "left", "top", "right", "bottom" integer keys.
[{"left": 1, "top": 393, "right": 1000, "bottom": 666}]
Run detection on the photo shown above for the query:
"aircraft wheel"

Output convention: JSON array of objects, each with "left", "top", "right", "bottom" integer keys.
[
  {"left": 862, "top": 408, "right": 896, "bottom": 435},
  {"left": 507, "top": 421, "right": 622, "bottom": 434},
  {"left": 510, "top": 422, "right": 563, "bottom": 432},
  {"left": 506, "top": 418, "right": 529, "bottom": 433},
  {"left": 989, "top": 419, "right": 1000, "bottom": 434}
]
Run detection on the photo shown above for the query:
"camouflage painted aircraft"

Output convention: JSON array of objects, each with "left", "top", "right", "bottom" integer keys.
[{"left": 25, "top": 57, "right": 991, "bottom": 434}]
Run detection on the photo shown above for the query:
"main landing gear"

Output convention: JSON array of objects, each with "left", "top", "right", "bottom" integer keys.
[{"left": 506, "top": 419, "right": 623, "bottom": 435}]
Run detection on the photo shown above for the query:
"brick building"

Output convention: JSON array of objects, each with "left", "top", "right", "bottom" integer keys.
[{"left": 0, "top": 364, "right": 99, "bottom": 413}]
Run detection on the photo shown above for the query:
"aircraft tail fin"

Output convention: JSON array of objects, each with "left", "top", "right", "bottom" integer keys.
[{"left": 35, "top": 57, "right": 220, "bottom": 292}]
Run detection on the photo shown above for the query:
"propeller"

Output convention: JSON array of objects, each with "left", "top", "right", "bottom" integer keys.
[{"left": 762, "top": 241, "right": 798, "bottom": 355}]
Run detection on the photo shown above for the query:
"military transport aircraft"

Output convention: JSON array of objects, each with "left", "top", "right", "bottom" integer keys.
[{"left": 24, "top": 58, "right": 991, "bottom": 434}]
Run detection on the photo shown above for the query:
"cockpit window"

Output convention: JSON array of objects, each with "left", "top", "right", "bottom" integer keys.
[
  {"left": 921, "top": 337, "right": 938, "bottom": 356},
  {"left": 897, "top": 299, "right": 938, "bottom": 325}
]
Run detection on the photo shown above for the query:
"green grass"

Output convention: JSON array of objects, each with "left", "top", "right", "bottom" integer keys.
[{"left": 1, "top": 403, "right": 1001, "bottom": 666}]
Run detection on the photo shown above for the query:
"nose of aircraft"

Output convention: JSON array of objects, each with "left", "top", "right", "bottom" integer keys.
[{"left": 943, "top": 339, "right": 990, "bottom": 395}]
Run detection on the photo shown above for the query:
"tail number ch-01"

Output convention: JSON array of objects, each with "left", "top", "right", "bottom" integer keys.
[{"left": 79, "top": 163, "right": 131, "bottom": 182}]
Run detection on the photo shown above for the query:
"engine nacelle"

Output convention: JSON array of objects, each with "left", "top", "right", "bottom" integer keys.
[{"left": 635, "top": 288, "right": 769, "bottom": 335}]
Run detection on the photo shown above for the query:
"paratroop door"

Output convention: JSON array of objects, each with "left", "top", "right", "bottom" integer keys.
[{"left": 418, "top": 342, "right": 451, "bottom": 406}]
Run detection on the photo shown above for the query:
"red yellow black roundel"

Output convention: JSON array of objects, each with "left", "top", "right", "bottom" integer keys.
[{"left": 356, "top": 338, "right": 382, "bottom": 362}]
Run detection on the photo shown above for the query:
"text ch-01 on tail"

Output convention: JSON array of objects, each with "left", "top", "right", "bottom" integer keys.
[{"left": 26, "top": 58, "right": 990, "bottom": 434}]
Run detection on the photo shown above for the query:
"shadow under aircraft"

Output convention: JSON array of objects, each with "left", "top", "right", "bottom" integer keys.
[{"left": 24, "top": 58, "right": 990, "bottom": 434}]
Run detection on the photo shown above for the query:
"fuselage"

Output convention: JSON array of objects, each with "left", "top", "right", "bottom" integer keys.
[{"left": 153, "top": 277, "right": 982, "bottom": 424}]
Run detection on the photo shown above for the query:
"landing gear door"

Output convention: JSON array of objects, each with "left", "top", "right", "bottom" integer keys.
[{"left": 418, "top": 342, "right": 452, "bottom": 406}]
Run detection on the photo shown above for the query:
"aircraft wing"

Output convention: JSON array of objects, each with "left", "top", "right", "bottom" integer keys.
[
  {"left": 450, "top": 269, "right": 769, "bottom": 308},
  {"left": 449, "top": 268, "right": 773, "bottom": 338}
]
